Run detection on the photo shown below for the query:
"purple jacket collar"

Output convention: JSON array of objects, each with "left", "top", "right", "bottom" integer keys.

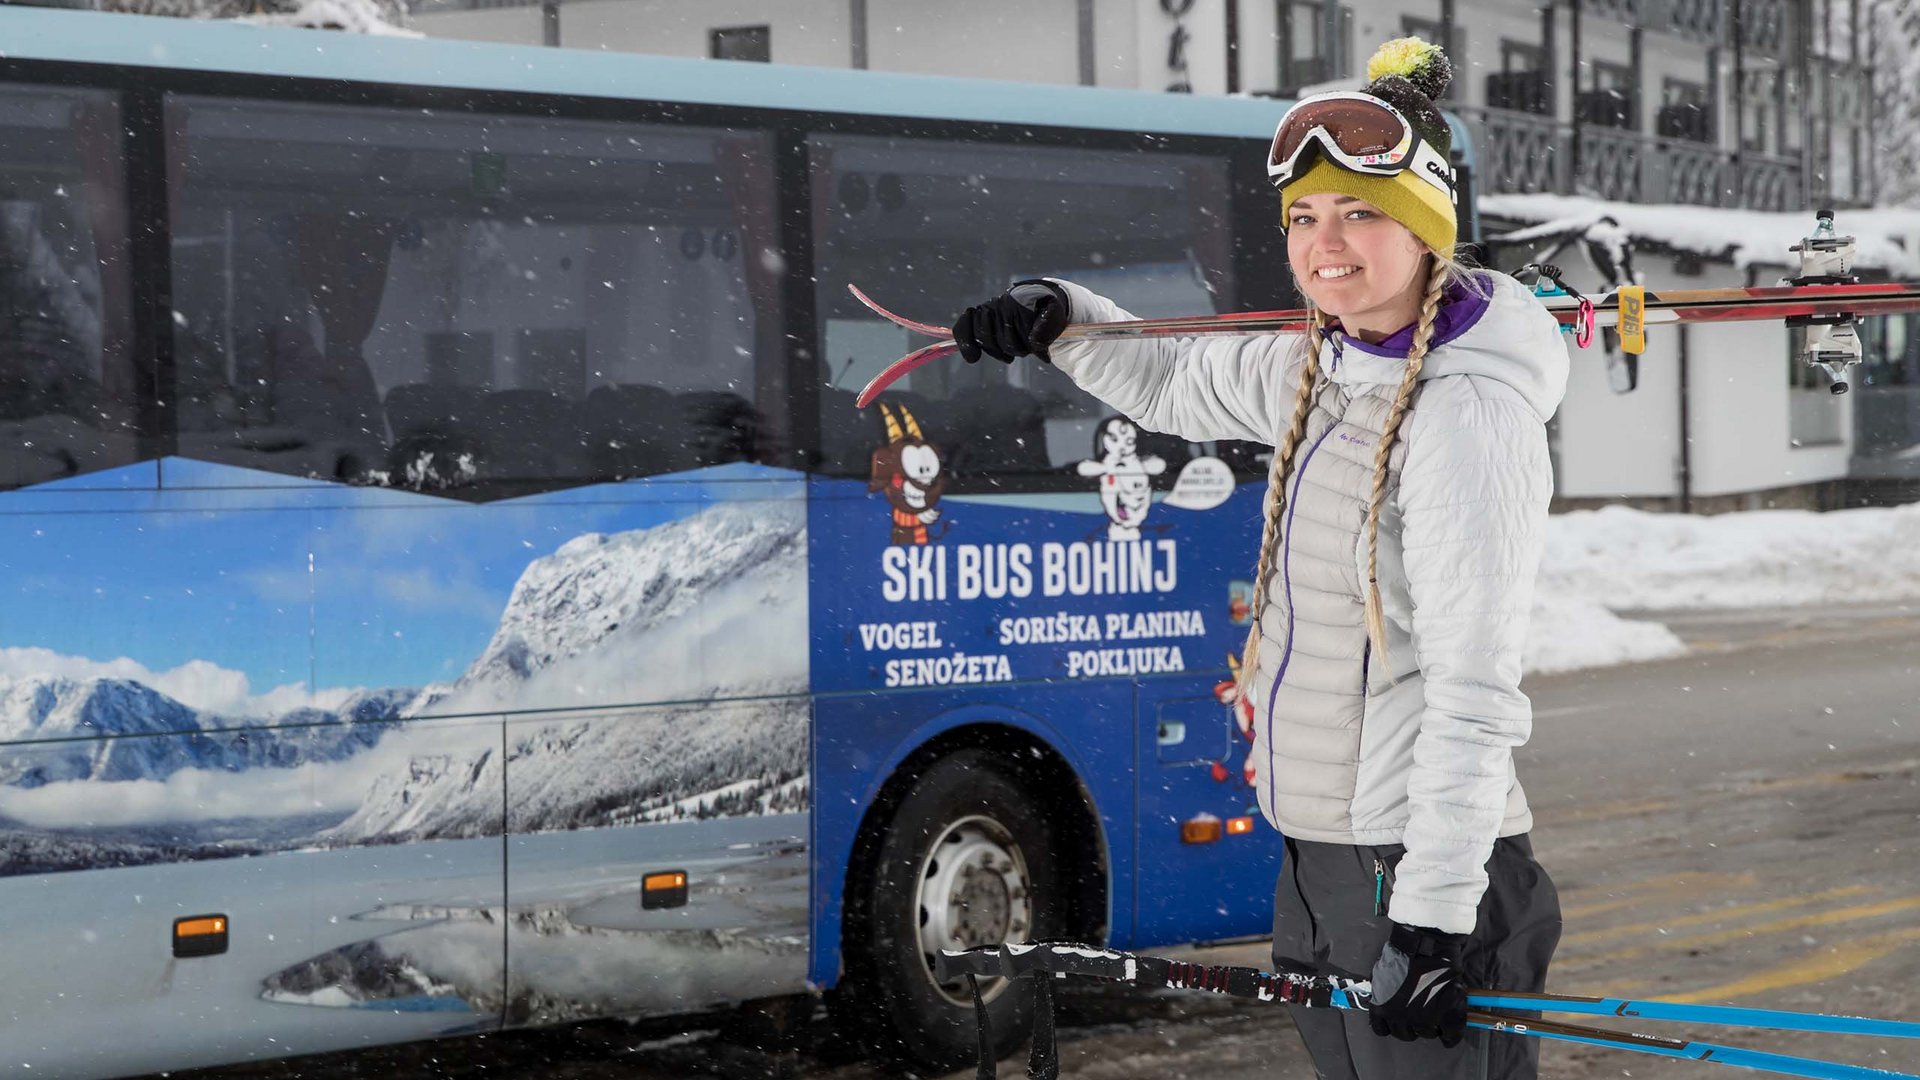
[{"left": 1330, "top": 272, "right": 1494, "bottom": 358}]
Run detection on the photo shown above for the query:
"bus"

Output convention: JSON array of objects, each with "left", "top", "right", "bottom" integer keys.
[{"left": 0, "top": 10, "right": 1480, "bottom": 1077}]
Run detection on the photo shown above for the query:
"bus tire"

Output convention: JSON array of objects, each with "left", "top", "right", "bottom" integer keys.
[{"left": 838, "top": 748, "right": 1068, "bottom": 1074}]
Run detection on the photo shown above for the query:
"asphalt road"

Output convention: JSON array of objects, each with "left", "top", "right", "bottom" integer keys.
[{"left": 156, "top": 605, "right": 1920, "bottom": 1080}]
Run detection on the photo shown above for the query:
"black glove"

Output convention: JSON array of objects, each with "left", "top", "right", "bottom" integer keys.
[
  {"left": 951, "top": 279, "right": 1070, "bottom": 364},
  {"left": 1368, "top": 923, "right": 1470, "bottom": 1047}
]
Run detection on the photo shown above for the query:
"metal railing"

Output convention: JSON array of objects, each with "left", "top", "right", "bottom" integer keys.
[{"left": 1461, "top": 105, "right": 1806, "bottom": 211}]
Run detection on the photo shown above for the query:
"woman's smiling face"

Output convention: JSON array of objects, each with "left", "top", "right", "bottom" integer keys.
[{"left": 1286, "top": 192, "right": 1429, "bottom": 337}]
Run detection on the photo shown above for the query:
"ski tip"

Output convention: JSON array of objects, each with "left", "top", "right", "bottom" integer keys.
[{"left": 849, "top": 282, "right": 950, "bottom": 337}]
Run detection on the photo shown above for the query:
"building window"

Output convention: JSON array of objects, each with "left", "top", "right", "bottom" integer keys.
[
  {"left": 1487, "top": 40, "right": 1551, "bottom": 115},
  {"left": 1398, "top": 18, "right": 1462, "bottom": 99},
  {"left": 1657, "top": 78, "right": 1714, "bottom": 142},
  {"left": 1278, "top": 0, "right": 1353, "bottom": 92},
  {"left": 710, "top": 25, "right": 771, "bottom": 62},
  {"left": 1738, "top": 67, "right": 1778, "bottom": 154},
  {"left": 1852, "top": 315, "right": 1920, "bottom": 462},
  {"left": 1578, "top": 60, "right": 1636, "bottom": 131}
]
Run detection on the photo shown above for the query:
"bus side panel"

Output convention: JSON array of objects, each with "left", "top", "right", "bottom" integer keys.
[
  {"left": 809, "top": 687, "right": 1137, "bottom": 987},
  {"left": 1133, "top": 680, "right": 1280, "bottom": 945},
  {"left": 0, "top": 721, "right": 510, "bottom": 1080},
  {"left": 807, "top": 473, "right": 1277, "bottom": 983},
  {"left": 0, "top": 478, "right": 510, "bottom": 1078},
  {"left": 305, "top": 475, "right": 813, "bottom": 1029}
]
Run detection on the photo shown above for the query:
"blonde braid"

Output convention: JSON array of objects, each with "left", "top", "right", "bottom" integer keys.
[
  {"left": 1234, "top": 309, "right": 1327, "bottom": 705},
  {"left": 1362, "top": 256, "right": 1451, "bottom": 667}
]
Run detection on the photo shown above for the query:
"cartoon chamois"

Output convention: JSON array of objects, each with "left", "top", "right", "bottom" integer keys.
[
  {"left": 1076, "top": 416, "right": 1166, "bottom": 542},
  {"left": 869, "top": 402, "right": 947, "bottom": 545}
]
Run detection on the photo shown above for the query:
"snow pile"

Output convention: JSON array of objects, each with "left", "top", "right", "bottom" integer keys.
[
  {"left": 1524, "top": 594, "right": 1687, "bottom": 676},
  {"left": 1526, "top": 503, "right": 1920, "bottom": 673},
  {"left": 229, "top": 0, "right": 419, "bottom": 36},
  {"left": 1483, "top": 194, "right": 1920, "bottom": 276}
]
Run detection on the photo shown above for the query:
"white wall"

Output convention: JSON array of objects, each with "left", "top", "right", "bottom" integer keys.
[
  {"left": 1546, "top": 249, "right": 1686, "bottom": 499},
  {"left": 415, "top": 0, "right": 853, "bottom": 65},
  {"left": 409, "top": 4, "right": 543, "bottom": 46},
  {"left": 1091, "top": 0, "right": 1142, "bottom": 88},
  {"left": 1688, "top": 316, "right": 1854, "bottom": 498},
  {"left": 868, "top": 2, "right": 1078, "bottom": 84},
  {"left": 1130, "top": 0, "right": 1228, "bottom": 95},
  {"left": 1554, "top": 327, "right": 1684, "bottom": 499},
  {"left": 1540, "top": 246, "right": 1856, "bottom": 502}
]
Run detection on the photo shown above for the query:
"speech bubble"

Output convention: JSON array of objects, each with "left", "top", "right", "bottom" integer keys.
[{"left": 1162, "top": 456, "right": 1235, "bottom": 511}]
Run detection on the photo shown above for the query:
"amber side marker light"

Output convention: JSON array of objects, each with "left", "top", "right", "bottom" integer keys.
[
  {"left": 1226, "top": 816, "right": 1255, "bottom": 836},
  {"left": 642, "top": 870, "right": 689, "bottom": 910},
  {"left": 1180, "top": 817, "right": 1223, "bottom": 844},
  {"left": 173, "top": 914, "right": 229, "bottom": 958}
]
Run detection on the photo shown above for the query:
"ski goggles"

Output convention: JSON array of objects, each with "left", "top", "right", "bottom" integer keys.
[{"left": 1267, "top": 91, "right": 1456, "bottom": 200}]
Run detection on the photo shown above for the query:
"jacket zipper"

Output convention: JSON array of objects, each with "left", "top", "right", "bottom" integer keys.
[
  {"left": 1373, "top": 856, "right": 1396, "bottom": 917},
  {"left": 1262, "top": 423, "right": 1337, "bottom": 816}
]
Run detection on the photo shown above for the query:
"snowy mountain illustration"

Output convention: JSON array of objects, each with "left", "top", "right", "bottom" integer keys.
[
  {"left": 0, "top": 677, "right": 410, "bottom": 788},
  {"left": 0, "top": 497, "right": 810, "bottom": 871},
  {"left": 327, "top": 499, "right": 810, "bottom": 843},
  {"left": 433, "top": 500, "right": 808, "bottom": 712}
]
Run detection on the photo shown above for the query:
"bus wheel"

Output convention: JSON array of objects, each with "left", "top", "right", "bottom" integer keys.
[{"left": 840, "top": 749, "right": 1067, "bottom": 1073}]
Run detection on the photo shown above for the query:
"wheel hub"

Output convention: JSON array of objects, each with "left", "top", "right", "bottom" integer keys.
[{"left": 916, "top": 816, "right": 1031, "bottom": 1003}]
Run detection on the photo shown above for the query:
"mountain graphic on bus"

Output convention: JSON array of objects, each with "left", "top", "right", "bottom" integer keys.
[{"left": 0, "top": 486, "right": 810, "bottom": 875}]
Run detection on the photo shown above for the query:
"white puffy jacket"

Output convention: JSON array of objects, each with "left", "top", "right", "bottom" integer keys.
[{"left": 1047, "top": 271, "right": 1569, "bottom": 935}]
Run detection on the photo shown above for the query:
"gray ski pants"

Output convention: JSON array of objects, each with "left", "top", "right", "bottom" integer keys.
[{"left": 1272, "top": 834, "right": 1562, "bottom": 1080}]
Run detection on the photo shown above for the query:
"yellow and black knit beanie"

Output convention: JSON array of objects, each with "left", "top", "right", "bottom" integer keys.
[{"left": 1280, "top": 37, "right": 1458, "bottom": 255}]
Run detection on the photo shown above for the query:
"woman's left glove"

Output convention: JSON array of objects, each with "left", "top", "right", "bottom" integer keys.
[
  {"left": 951, "top": 280, "right": 1071, "bottom": 364},
  {"left": 1368, "top": 923, "right": 1469, "bottom": 1046}
]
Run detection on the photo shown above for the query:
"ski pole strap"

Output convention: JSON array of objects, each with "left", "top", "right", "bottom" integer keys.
[
  {"left": 966, "top": 974, "right": 993, "bottom": 1080},
  {"left": 1519, "top": 263, "right": 1597, "bottom": 347}
]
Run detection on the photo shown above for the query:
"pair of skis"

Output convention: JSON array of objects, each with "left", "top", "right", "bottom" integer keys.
[
  {"left": 850, "top": 277, "right": 1920, "bottom": 408},
  {"left": 849, "top": 209, "right": 1920, "bottom": 408},
  {"left": 936, "top": 942, "right": 1920, "bottom": 1080}
]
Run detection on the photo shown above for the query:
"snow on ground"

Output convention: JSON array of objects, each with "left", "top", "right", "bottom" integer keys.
[{"left": 1526, "top": 502, "right": 1920, "bottom": 674}]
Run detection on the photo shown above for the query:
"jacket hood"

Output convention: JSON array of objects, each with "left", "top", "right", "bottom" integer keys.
[{"left": 1319, "top": 270, "right": 1571, "bottom": 422}]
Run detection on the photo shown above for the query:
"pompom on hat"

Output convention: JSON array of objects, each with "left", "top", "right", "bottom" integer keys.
[{"left": 1278, "top": 36, "right": 1458, "bottom": 255}]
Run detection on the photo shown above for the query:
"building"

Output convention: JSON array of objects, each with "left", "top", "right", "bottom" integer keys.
[{"left": 410, "top": 0, "right": 1876, "bottom": 212}]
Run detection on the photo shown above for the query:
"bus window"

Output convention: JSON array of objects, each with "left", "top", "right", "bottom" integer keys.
[
  {"left": 810, "top": 133, "right": 1234, "bottom": 488},
  {"left": 0, "top": 86, "right": 143, "bottom": 490},
  {"left": 166, "top": 97, "right": 782, "bottom": 494}
]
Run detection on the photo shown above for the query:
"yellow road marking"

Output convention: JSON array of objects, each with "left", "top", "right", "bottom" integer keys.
[
  {"left": 1591, "top": 925, "right": 1920, "bottom": 1003},
  {"left": 1559, "top": 872, "right": 1760, "bottom": 921},
  {"left": 1561, "top": 885, "right": 1877, "bottom": 947},
  {"left": 1561, "top": 894, "right": 1920, "bottom": 970},
  {"left": 1546, "top": 759, "right": 1919, "bottom": 826},
  {"left": 1547, "top": 797, "right": 1677, "bottom": 825}
]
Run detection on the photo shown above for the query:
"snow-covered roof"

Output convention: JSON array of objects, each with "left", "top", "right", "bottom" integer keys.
[
  {"left": 231, "top": 0, "right": 418, "bottom": 36},
  {"left": 1483, "top": 193, "right": 1920, "bottom": 277}
]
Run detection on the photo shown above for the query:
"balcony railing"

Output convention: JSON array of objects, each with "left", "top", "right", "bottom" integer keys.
[
  {"left": 1461, "top": 105, "right": 1806, "bottom": 211},
  {"left": 1577, "top": 0, "right": 1786, "bottom": 55}
]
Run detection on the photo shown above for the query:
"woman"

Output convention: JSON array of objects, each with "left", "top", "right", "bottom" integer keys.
[{"left": 949, "top": 39, "right": 1566, "bottom": 1080}]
